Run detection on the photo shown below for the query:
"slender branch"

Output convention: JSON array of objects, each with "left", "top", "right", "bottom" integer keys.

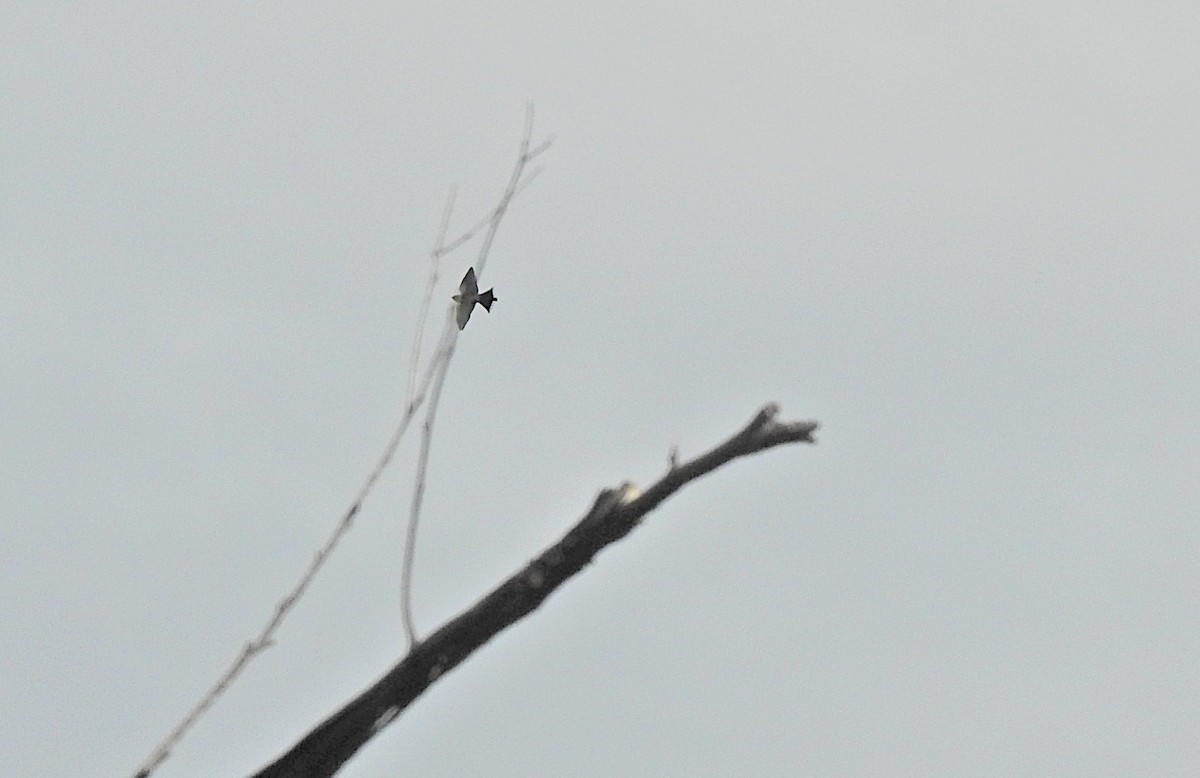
[
  {"left": 252, "top": 404, "right": 818, "bottom": 778},
  {"left": 399, "top": 328, "right": 455, "bottom": 644},
  {"left": 475, "top": 103, "right": 547, "bottom": 278},
  {"left": 133, "top": 110, "right": 549, "bottom": 778},
  {"left": 407, "top": 187, "right": 457, "bottom": 404},
  {"left": 133, "top": 382, "right": 428, "bottom": 778},
  {"left": 433, "top": 167, "right": 544, "bottom": 258},
  {"left": 399, "top": 102, "right": 549, "bottom": 646}
]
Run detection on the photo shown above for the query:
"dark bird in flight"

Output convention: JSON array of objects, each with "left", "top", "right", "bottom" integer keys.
[{"left": 452, "top": 267, "right": 496, "bottom": 330}]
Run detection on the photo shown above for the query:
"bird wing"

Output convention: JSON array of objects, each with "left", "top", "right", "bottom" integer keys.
[{"left": 458, "top": 267, "right": 478, "bottom": 297}]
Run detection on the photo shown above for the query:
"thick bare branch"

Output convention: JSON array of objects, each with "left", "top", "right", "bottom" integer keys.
[{"left": 251, "top": 404, "right": 818, "bottom": 778}]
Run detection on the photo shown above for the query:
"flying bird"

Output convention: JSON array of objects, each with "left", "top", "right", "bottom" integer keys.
[{"left": 452, "top": 267, "right": 496, "bottom": 330}]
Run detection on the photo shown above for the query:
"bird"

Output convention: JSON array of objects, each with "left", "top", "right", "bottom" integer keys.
[{"left": 451, "top": 267, "right": 496, "bottom": 330}]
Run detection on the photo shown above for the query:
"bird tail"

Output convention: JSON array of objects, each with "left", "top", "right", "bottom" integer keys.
[{"left": 478, "top": 289, "right": 496, "bottom": 311}]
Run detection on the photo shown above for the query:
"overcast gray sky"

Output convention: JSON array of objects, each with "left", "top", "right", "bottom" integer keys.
[{"left": 3, "top": 4, "right": 1198, "bottom": 776}]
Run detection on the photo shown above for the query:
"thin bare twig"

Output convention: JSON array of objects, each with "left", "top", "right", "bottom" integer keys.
[
  {"left": 434, "top": 168, "right": 544, "bottom": 258},
  {"left": 133, "top": 108, "right": 549, "bottom": 778},
  {"left": 133, "top": 346, "right": 442, "bottom": 778},
  {"left": 407, "top": 187, "right": 457, "bottom": 404},
  {"left": 399, "top": 102, "right": 550, "bottom": 646},
  {"left": 400, "top": 326, "right": 455, "bottom": 643}
]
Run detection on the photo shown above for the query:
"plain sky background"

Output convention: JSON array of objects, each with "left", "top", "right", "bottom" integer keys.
[{"left": 3, "top": 4, "right": 1197, "bottom": 776}]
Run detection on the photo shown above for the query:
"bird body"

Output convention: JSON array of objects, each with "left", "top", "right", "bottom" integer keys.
[{"left": 452, "top": 267, "right": 496, "bottom": 330}]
